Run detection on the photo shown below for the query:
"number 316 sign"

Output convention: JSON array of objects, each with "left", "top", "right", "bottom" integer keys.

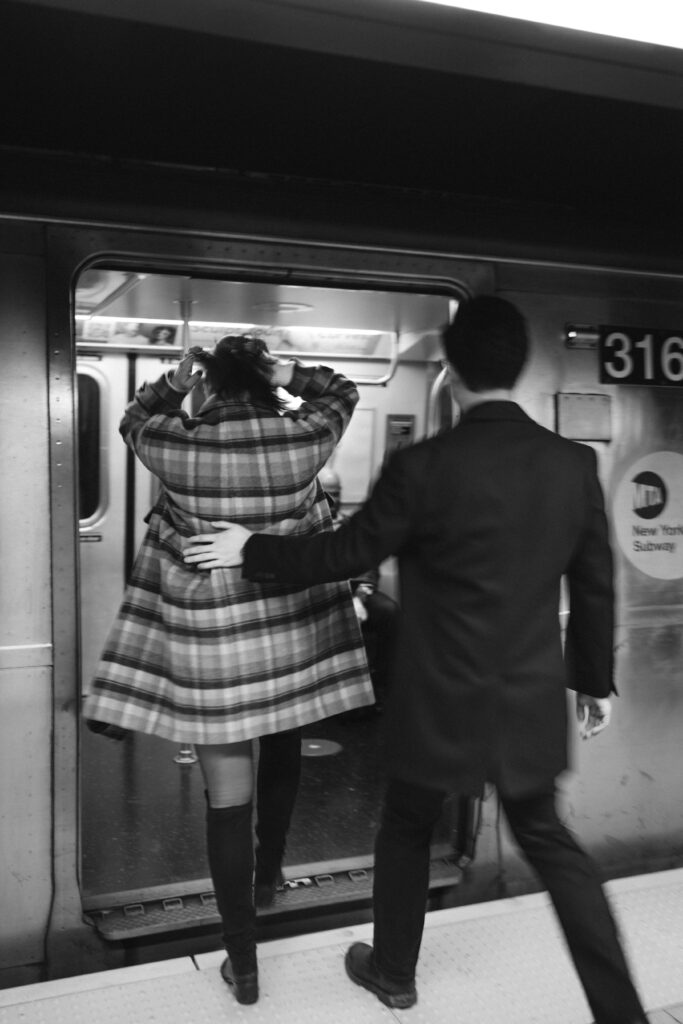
[{"left": 599, "top": 326, "right": 683, "bottom": 386}]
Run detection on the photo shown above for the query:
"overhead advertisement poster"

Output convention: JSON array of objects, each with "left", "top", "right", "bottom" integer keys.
[{"left": 612, "top": 451, "right": 683, "bottom": 580}]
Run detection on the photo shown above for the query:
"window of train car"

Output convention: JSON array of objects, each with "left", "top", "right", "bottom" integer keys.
[{"left": 77, "top": 373, "right": 100, "bottom": 522}]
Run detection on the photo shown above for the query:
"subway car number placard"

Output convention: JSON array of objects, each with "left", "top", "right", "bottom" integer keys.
[{"left": 599, "top": 326, "right": 683, "bottom": 386}]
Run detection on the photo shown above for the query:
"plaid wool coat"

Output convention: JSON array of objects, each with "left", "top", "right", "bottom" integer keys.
[{"left": 84, "top": 362, "right": 374, "bottom": 744}]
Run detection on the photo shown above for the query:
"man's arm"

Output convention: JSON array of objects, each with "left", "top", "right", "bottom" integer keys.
[
  {"left": 184, "top": 448, "right": 418, "bottom": 585},
  {"left": 565, "top": 446, "right": 616, "bottom": 697}
]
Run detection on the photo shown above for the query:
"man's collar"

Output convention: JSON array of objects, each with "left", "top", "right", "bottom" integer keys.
[{"left": 460, "top": 400, "right": 530, "bottom": 422}]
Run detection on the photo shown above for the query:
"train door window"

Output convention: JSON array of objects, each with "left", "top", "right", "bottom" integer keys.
[{"left": 77, "top": 371, "right": 101, "bottom": 522}]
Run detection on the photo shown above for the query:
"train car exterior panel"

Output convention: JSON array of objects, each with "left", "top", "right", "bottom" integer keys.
[
  {"left": 0, "top": 244, "right": 52, "bottom": 648},
  {"left": 0, "top": 668, "right": 52, "bottom": 972},
  {"left": 48, "top": 231, "right": 683, "bottom": 961},
  {"left": 0, "top": 232, "right": 54, "bottom": 977},
  {"left": 499, "top": 281, "right": 683, "bottom": 883},
  {"left": 1, "top": 198, "right": 683, "bottom": 983}
]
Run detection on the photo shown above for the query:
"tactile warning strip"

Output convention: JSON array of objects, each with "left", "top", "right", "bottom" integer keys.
[{"left": 1, "top": 869, "right": 682, "bottom": 1023}]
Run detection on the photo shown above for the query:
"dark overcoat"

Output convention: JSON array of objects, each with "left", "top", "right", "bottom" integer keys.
[
  {"left": 244, "top": 402, "right": 614, "bottom": 798},
  {"left": 84, "top": 363, "right": 373, "bottom": 744}
]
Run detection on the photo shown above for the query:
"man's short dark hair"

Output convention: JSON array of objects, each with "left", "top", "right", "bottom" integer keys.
[{"left": 442, "top": 295, "right": 528, "bottom": 392}]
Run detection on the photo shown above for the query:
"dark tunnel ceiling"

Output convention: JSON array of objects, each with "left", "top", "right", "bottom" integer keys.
[{"left": 2, "top": 1, "right": 683, "bottom": 219}]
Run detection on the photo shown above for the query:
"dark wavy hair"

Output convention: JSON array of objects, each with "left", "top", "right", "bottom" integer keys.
[
  {"left": 192, "top": 336, "right": 287, "bottom": 412},
  {"left": 442, "top": 296, "right": 528, "bottom": 391}
]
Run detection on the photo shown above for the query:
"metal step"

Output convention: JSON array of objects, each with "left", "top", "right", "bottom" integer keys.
[{"left": 84, "top": 854, "right": 464, "bottom": 942}]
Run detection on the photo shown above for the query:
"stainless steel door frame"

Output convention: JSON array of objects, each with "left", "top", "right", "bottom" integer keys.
[{"left": 45, "top": 221, "right": 482, "bottom": 976}]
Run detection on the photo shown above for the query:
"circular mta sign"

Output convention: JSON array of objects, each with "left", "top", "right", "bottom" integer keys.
[{"left": 612, "top": 451, "right": 683, "bottom": 580}]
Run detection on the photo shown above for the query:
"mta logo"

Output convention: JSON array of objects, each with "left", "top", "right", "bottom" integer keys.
[{"left": 632, "top": 471, "right": 667, "bottom": 519}]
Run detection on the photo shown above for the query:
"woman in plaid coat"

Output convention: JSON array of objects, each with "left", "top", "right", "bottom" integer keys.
[{"left": 84, "top": 337, "right": 373, "bottom": 1004}]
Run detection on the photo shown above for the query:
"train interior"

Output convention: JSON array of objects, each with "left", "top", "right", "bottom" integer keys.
[{"left": 76, "top": 266, "right": 465, "bottom": 952}]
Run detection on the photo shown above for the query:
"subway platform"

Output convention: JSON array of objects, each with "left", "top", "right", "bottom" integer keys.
[{"left": 1, "top": 867, "right": 682, "bottom": 1023}]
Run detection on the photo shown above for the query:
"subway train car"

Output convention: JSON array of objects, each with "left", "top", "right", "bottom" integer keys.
[{"left": 2, "top": 0, "right": 683, "bottom": 991}]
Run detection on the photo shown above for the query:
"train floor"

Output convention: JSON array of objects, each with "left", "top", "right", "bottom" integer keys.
[
  {"left": 81, "top": 709, "right": 386, "bottom": 894},
  {"left": 2, "top": 867, "right": 683, "bottom": 1023},
  {"left": 81, "top": 706, "right": 451, "bottom": 898}
]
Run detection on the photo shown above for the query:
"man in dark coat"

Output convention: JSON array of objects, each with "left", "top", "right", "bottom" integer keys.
[{"left": 184, "top": 297, "right": 647, "bottom": 1024}]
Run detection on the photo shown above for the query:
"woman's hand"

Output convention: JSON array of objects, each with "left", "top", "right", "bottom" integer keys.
[
  {"left": 170, "top": 348, "right": 204, "bottom": 393},
  {"left": 265, "top": 357, "right": 296, "bottom": 389}
]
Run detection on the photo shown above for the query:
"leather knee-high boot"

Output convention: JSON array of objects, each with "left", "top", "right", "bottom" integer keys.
[
  {"left": 205, "top": 800, "right": 258, "bottom": 1004},
  {"left": 255, "top": 729, "right": 302, "bottom": 906}
]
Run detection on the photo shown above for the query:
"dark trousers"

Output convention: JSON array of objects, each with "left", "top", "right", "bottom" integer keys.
[{"left": 372, "top": 779, "right": 647, "bottom": 1024}]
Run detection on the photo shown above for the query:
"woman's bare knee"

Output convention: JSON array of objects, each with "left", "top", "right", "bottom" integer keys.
[{"left": 196, "top": 741, "right": 255, "bottom": 807}]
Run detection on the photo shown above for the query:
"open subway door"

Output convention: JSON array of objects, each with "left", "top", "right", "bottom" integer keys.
[{"left": 76, "top": 267, "right": 467, "bottom": 947}]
